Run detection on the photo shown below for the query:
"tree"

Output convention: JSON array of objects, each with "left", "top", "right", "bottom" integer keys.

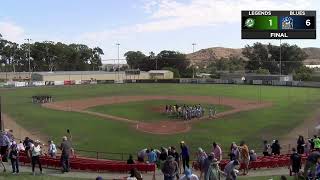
[
  {"left": 243, "top": 43, "right": 269, "bottom": 72},
  {"left": 124, "top": 51, "right": 147, "bottom": 69},
  {"left": 293, "top": 66, "right": 313, "bottom": 81},
  {"left": 207, "top": 57, "right": 245, "bottom": 73},
  {"left": 243, "top": 42, "right": 307, "bottom": 75},
  {"left": 124, "top": 50, "right": 191, "bottom": 77},
  {"left": 255, "top": 68, "right": 270, "bottom": 74},
  {"left": 0, "top": 35, "right": 104, "bottom": 72},
  {"left": 156, "top": 50, "right": 190, "bottom": 73}
]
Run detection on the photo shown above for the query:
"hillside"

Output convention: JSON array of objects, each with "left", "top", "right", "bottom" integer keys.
[{"left": 187, "top": 47, "right": 320, "bottom": 65}]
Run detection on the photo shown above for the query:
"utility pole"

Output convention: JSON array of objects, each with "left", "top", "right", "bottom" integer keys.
[
  {"left": 0, "top": 96, "right": 3, "bottom": 131},
  {"left": 192, "top": 43, "right": 197, "bottom": 78},
  {"left": 116, "top": 43, "right": 120, "bottom": 81},
  {"left": 25, "top": 38, "right": 32, "bottom": 82}
]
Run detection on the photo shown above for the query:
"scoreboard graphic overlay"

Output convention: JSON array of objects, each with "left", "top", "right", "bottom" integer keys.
[{"left": 242, "top": 11, "right": 316, "bottom": 39}]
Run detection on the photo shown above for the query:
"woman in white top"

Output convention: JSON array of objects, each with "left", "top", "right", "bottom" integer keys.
[{"left": 30, "top": 140, "right": 42, "bottom": 175}]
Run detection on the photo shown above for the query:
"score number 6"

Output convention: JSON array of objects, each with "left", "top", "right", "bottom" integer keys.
[{"left": 306, "top": 19, "right": 311, "bottom": 26}]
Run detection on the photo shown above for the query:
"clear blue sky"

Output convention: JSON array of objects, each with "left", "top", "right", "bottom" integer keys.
[{"left": 0, "top": 0, "right": 319, "bottom": 63}]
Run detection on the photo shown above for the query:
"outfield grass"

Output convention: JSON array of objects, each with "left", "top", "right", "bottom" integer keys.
[
  {"left": 88, "top": 99, "right": 231, "bottom": 122},
  {"left": 1, "top": 84, "right": 320, "bottom": 159}
]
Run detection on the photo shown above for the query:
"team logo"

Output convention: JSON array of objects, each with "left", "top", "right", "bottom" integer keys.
[
  {"left": 281, "top": 17, "right": 293, "bottom": 29},
  {"left": 245, "top": 18, "right": 255, "bottom": 28}
]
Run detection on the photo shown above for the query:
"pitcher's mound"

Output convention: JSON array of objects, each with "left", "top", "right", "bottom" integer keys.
[{"left": 136, "top": 121, "right": 191, "bottom": 135}]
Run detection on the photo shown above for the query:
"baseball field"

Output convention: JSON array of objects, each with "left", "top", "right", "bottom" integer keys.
[{"left": 1, "top": 84, "right": 320, "bottom": 159}]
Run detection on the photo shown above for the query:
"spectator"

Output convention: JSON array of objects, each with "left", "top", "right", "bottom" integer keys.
[
  {"left": 162, "top": 155, "right": 179, "bottom": 180},
  {"left": 59, "top": 136, "right": 73, "bottom": 173},
  {"left": 179, "top": 168, "right": 199, "bottom": 180},
  {"left": 197, "top": 147, "right": 207, "bottom": 179},
  {"left": 147, "top": 149, "right": 157, "bottom": 164},
  {"left": 180, "top": 141, "right": 190, "bottom": 172},
  {"left": 127, "top": 154, "right": 135, "bottom": 164},
  {"left": 8, "top": 141, "right": 19, "bottom": 174},
  {"left": 271, "top": 140, "right": 281, "bottom": 155},
  {"left": 262, "top": 140, "right": 270, "bottom": 156},
  {"left": 0, "top": 154, "right": 6, "bottom": 172},
  {"left": 290, "top": 148, "right": 301, "bottom": 176},
  {"left": 224, "top": 160, "right": 240, "bottom": 180},
  {"left": 160, "top": 147, "right": 169, "bottom": 169},
  {"left": 48, "top": 140, "right": 57, "bottom": 158},
  {"left": 309, "top": 138, "right": 315, "bottom": 150},
  {"left": 7, "top": 130, "right": 14, "bottom": 142},
  {"left": 168, "top": 147, "right": 172, "bottom": 156},
  {"left": 202, "top": 153, "right": 215, "bottom": 180},
  {"left": 171, "top": 147, "right": 180, "bottom": 179},
  {"left": 30, "top": 140, "right": 42, "bottom": 175},
  {"left": 297, "top": 135, "right": 305, "bottom": 154},
  {"left": 0, "top": 131, "right": 11, "bottom": 162},
  {"left": 316, "top": 160, "right": 320, "bottom": 179},
  {"left": 23, "top": 137, "right": 33, "bottom": 159},
  {"left": 127, "top": 168, "right": 142, "bottom": 180},
  {"left": 17, "top": 141, "right": 25, "bottom": 151},
  {"left": 238, "top": 141, "right": 250, "bottom": 175},
  {"left": 249, "top": 150, "right": 257, "bottom": 162},
  {"left": 205, "top": 158, "right": 225, "bottom": 180},
  {"left": 212, "top": 142, "right": 222, "bottom": 161},
  {"left": 137, "top": 148, "right": 147, "bottom": 162},
  {"left": 313, "top": 135, "right": 320, "bottom": 150},
  {"left": 304, "top": 151, "right": 320, "bottom": 178},
  {"left": 229, "top": 143, "right": 239, "bottom": 161},
  {"left": 159, "top": 147, "right": 168, "bottom": 161}
]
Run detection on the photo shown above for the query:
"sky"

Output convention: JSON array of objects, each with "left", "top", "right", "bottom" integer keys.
[{"left": 0, "top": 0, "right": 319, "bottom": 64}]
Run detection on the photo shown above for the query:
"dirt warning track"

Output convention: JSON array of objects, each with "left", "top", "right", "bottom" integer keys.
[{"left": 43, "top": 96, "right": 272, "bottom": 135}]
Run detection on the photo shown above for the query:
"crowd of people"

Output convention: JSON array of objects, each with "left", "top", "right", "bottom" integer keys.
[
  {"left": 135, "top": 141, "right": 248, "bottom": 180},
  {"left": 31, "top": 95, "right": 53, "bottom": 104},
  {"left": 0, "top": 129, "right": 74, "bottom": 176},
  {"left": 131, "top": 135, "right": 320, "bottom": 180},
  {"left": 3, "top": 126, "right": 320, "bottom": 179},
  {"left": 165, "top": 104, "right": 217, "bottom": 120}
]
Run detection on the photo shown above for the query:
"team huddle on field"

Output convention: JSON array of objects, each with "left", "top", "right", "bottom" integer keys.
[{"left": 165, "top": 104, "right": 217, "bottom": 120}]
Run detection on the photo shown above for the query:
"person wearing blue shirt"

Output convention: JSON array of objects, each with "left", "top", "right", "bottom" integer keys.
[
  {"left": 147, "top": 149, "right": 157, "bottom": 164},
  {"left": 180, "top": 141, "right": 190, "bottom": 172}
]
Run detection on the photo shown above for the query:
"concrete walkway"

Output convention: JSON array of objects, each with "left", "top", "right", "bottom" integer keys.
[{"left": 1, "top": 162, "right": 290, "bottom": 180}]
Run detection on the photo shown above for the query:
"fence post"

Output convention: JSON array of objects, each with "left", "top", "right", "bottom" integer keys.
[
  {"left": 96, "top": 152, "right": 99, "bottom": 160},
  {"left": 121, "top": 153, "right": 124, "bottom": 161},
  {"left": 288, "top": 144, "right": 291, "bottom": 154}
]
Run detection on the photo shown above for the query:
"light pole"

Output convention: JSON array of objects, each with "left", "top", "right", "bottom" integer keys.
[
  {"left": 279, "top": 39, "right": 282, "bottom": 76},
  {"left": 192, "top": 43, "right": 196, "bottom": 53},
  {"left": 25, "top": 38, "right": 32, "bottom": 82},
  {"left": 192, "top": 43, "right": 197, "bottom": 78},
  {"left": 116, "top": 43, "right": 120, "bottom": 81}
]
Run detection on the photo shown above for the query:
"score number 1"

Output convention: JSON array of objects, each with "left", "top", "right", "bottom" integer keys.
[{"left": 269, "top": 19, "right": 273, "bottom": 26}]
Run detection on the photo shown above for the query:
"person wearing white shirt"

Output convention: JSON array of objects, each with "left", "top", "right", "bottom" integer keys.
[
  {"left": 30, "top": 140, "right": 42, "bottom": 175},
  {"left": 180, "top": 168, "right": 199, "bottom": 180}
]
